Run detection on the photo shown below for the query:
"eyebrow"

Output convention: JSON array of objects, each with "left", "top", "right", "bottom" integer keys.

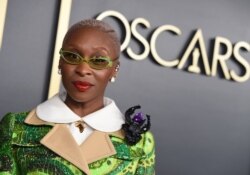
[{"left": 94, "top": 46, "right": 110, "bottom": 55}]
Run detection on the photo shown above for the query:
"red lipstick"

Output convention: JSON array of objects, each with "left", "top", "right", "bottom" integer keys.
[{"left": 73, "top": 81, "right": 93, "bottom": 92}]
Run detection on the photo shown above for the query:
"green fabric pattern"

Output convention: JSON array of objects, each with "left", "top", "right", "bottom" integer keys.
[{"left": 0, "top": 112, "right": 155, "bottom": 175}]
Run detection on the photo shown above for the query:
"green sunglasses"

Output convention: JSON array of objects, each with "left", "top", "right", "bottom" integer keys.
[{"left": 59, "top": 49, "right": 118, "bottom": 70}]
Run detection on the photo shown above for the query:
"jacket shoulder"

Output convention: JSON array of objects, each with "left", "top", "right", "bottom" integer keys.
[
  {"left": 0, "top": 112, "right": 29, "bottom": 141},
  {"left": 0, "top": 112, "right": 29, "bottom": 124},
  {"left": 0, "top": 112, "right": 51, "bottom": 146}
]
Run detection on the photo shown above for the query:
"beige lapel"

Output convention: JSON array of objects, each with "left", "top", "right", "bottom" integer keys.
[
  {"left": 80, "top": 130, "right": 117, "bottom": 164},
  {"left": 40, "top": 124, "right": 90, "bottom": 174},
  {"left": 25, "top": 109, "right": 123, "bottom": 174},
  {"left": 25, "top": 109, "right": 52, "bottom": 125}
]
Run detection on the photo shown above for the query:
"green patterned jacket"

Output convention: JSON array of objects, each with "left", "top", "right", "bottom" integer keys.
[{"left": 0, "top": 111, "right": 155, "bottom": 175}]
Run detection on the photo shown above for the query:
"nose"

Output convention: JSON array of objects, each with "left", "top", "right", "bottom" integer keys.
[{"left": 75, "top": 62, "right": 92, "bottom": 76}]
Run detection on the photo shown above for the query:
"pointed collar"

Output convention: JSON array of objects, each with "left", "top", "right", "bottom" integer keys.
[{"left": 36, "top": 94, "right": 124, "bottom": 132}]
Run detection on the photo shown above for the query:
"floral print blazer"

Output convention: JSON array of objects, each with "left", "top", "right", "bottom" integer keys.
[{"left": 0, "top": 110, "right": 155, "bottom": 175}]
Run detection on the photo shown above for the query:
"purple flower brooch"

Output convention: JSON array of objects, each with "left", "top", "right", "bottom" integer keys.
[{"left": 122, "top": 105, "right": 151, "bottom": 145}]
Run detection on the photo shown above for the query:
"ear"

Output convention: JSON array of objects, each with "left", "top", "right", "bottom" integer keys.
[
  {"left": 109, "top": 62, "right": 120, "bottom": 82},
  {"left": 112, "top": 62, "right": 120, "bottom": 78}
]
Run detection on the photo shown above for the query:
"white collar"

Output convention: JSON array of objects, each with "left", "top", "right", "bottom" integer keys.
[{"left": 36, "top": 94, "right": 124, "bottom": 132}]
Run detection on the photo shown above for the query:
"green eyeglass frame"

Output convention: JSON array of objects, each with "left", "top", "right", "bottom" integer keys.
[{"left": 59, "top": 49, "right": 118, "bottom": 70}]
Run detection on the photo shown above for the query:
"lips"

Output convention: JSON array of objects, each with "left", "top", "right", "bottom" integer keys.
[{"left": 73, "top": 81, "right": 94, "bottom": 92}]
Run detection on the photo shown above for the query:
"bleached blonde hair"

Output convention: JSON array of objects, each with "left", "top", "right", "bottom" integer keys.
[{"left": 63, "top": 19, "right": 120, "bottom": 57}]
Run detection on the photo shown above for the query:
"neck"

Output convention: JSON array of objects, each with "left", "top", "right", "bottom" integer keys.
[{"left": 64, "top": 95, "right": 104, "bottom": 117}]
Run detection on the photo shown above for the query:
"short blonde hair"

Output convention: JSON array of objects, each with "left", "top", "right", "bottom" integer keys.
[{"left": 63, "top": 19, "right": 120, "bottom": 57}]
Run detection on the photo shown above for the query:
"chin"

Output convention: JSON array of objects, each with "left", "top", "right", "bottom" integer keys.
[
  {"left": 67, "top": 91, "right": 103, "bottom": 104},
  {"left": 69, "top": 94, "right": 91, "bottom": 103}
]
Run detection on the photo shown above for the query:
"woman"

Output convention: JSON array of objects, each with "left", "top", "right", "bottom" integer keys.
[{"left": 0, "top": 19, "right": 155, "bottom": 175}]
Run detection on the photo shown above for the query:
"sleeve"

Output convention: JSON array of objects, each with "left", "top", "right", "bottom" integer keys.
[
  {"left": 0, "top": 113, "right": 18, "bottom": 175},
  {"left": 135, "top": 132, "right": 156, "bottom": 175}
]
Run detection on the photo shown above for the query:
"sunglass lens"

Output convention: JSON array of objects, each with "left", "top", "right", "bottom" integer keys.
[
  {"left": 89, "top": 57, "right": 111, "bottom": 69},
  {"left": 63, "top": 52, "right": 81, "bottom": 64}
]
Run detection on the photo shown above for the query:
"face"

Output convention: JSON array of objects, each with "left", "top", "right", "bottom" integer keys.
[{"left": 59, "top": 27, "right": 119, "bottom": 105}]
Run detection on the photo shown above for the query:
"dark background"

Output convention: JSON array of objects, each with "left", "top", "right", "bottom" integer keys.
[{"left": 0, "top": 0, "right": 250, "bottom": 174}]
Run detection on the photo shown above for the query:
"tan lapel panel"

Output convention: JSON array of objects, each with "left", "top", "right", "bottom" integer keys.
[
  {"left": 25, "top": 109, "right": 49, "bottom": 125},
  {"left": 80, "top": 131, "right": 117, "bottom": 164},
  {"left": 40, "top": 124, "right": 90, "bottom": 175}
]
